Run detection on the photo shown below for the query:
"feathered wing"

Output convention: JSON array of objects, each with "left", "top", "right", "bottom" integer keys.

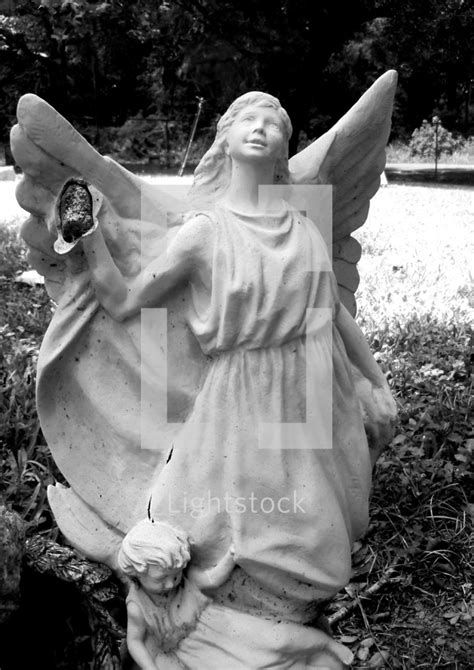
[
  {"left": 289, "top": 70, "right": 398, "bottom": 315},
  {"left": 11, "top": 95, "right": 207, "bottom": 565}
]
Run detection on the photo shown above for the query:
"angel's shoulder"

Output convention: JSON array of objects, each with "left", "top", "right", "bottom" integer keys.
[
  {"left": 183, "top": 209, "right": 217, "bottom": 231},
  {"left": 125, "top": 586, "right": 145, "bottom": 621},
  {"left": 174, "top": 210, "right": 216, "bottom": 260}
]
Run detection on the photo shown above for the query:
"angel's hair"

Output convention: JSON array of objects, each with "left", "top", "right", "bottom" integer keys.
[
  {"left": 189, "top": 91, "right": 293, "bottom": 209},
  {"left": 117, "top": 519, "right": 191, "bottom": 577}
]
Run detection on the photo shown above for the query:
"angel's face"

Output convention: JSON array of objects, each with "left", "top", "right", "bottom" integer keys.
[
  {"left": 138, "top": 564, "right": 183, "bottom": 595},
  {"left": 225, "top": 103, "right": 286, "bottom": 166}
]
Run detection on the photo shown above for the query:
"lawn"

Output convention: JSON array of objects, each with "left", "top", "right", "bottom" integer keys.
[
  {"left": 386, "top": 139, "right": 474, "bottom": 165},
  {"left": 346, "top": 184, "right": 473, "bottom": 668},
  {"left": 0, "top": 181, "right": 472, "bottom": 668}
]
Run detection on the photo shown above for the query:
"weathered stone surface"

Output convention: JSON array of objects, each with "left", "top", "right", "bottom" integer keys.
[{"left": 0, "top": 505, "right": 25, "bottom": 624}]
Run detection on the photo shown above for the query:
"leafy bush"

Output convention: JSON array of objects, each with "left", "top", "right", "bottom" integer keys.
[
  {"left": 91, "top": 116, "right": 215, "bottom": 171},
  {"left": 409, "top": 117, "right": 465, "bottom": 159},
  {"left": 0, "top": 225, "right": 28, "bottom": 276},
  {"left": 347, "top": 185, "right": 473, "bottom": 667},
  {"left": 0, "top": 225, "right": 59, "bottom": 532},
  {"left": 387, "top": 136, "right": 474, "bottom": 164},
  {"left": 110, "top": 115, "right": 168, "bottom": 163}
]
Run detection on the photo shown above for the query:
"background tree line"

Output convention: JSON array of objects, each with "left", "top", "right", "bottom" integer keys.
[{"left": 0, "top": 0, "right": 472, "bottom": 166}]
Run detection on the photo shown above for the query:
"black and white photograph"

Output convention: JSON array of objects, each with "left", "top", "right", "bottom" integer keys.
[{"left": 0, "top": 1, "right": 472, "bottom": 668}]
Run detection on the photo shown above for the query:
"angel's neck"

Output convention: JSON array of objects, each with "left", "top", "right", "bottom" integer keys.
[{"left": 225, "top": 160, "right": 279, "bottom": 215}]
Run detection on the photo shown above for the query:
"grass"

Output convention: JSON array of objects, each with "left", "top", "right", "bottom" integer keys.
[
  {"left": 0, "top": 219, "right": 60, "bottom": 535},
  {"left": 356, "top": 184, "right": 473, "bottom": 326},
  {"left": 343, "top": 184, "right": 473, "bottom": 668},
  {"left": 386, "top": 138, "right": 474, "bottom": 165},
  {"left": 0, "top": 183, "right": 473, "bottom": 667}
]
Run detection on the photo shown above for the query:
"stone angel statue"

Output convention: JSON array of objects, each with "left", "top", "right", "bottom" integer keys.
[{"left": 11, "top": 70, "right": 398, "bottom": 669}]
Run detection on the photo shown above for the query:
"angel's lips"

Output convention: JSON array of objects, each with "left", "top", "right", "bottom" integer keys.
[{"left": 246, "top": 139, "right": 266, "bottom": 147}]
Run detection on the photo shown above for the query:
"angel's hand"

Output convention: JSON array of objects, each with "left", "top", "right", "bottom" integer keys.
[
  {"left": 354, "top": 373, "right": 397, "bottom": 464},
  {"left": 14, "top": 93, "right": 191, "bottom": 228},
  {"left": 11, "top": 94, "right": 178, "bottom": 303},
  {"left": 217, "top": 542, "right": 236, "bottom": 572},
  {"left": 13, "top": 94, "right": 144, "bottom": 220},
  {"left": 188, "top": 542, "right": 236, "bottom": 591}
]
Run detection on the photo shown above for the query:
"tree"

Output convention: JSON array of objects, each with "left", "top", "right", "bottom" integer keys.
[
  {"left": 3, "top": 0, "right": 470, "bottom": 153},
  {"left": 150, "top": 0, "right": 380, "bottom": 152},
  {"left": 0, "top": 0, "right": 159, "bottom": 141},
  {"left": 324, "top": 0, "right": 474, "bottom": 137}
]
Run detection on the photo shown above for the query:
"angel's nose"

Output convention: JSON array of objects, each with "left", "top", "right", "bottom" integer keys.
[{"left": 251, "top": 118, "right": 265, "bottom": 133}]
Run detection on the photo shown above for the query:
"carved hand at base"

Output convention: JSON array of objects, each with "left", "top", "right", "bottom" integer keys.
[{"left": 353, "top": 369, "right": 397, "bottom": 464}]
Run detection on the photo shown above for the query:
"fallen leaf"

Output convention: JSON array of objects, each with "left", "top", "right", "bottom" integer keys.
[
  {"left": 339, "top": 635, "right": 358, "bottom": 644},
  {"left": 369, "top": 650, "right": 391, "bottom": 667},
  {"left": 357, "top": 646, "right": 370, "bottom": 661},
  {"left": 361, "top": 637, "right": 375, "bottom": 648}
]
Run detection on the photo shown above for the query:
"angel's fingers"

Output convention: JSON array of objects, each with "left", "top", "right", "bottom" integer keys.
[
  {"left": 17, "top": 94, "right": 104, "bottom": 181},
  {"left": 367, "top": 417, "right": 397, "bottom": 456},
  {"left": 25, "top": 245, "right": 64, "bottom": 288},
  {"left": 93, "top": 156, "right": 143, "bottom": 219},
  {"left": 20, "top": 216, "right": 64, "bottom": 290},
  {"left": 309, "top": 642, "right": 353, "bottom": 669},
  {"left": 11, "top": 124, "right": 76, "bottom": 194},
  {"left": 97, "top": 158, "right": 187, "bottom": 223},
  {"left": 380, "top": 417, "right": 396, "bottom": 445},
  {"left": 327, "top": 639, "right": 354, "bottom": 666},
  {"left": 21, "top": 214, "right": 56, "bottom": 253},
  {"left": 364, "top": 426, "right": 378, "bottom": 451},
  {"left": 16, "top": 174, "right": 56, "bottom": 219},
  {"left": 17, "top": 94, "right": 144, "bottom": 218}
]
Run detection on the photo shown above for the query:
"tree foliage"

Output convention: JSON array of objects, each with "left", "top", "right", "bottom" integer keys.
[
  {"left": 325, "top": 0, "right": 474, "bottom": 137},
  {"left": 0, "top": 0, "right": 160, "bottom": 139},
  {"left": 0, "top": 0, "right": 472, "bottom": 152},
  {"left": 409, "top": 117, "right": 465, "bottom": 159}
]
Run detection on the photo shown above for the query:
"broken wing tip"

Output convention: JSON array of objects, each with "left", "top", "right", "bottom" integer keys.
[
  {"left": 17, "top": 93, "right": 55, "bottom": 124},
  {"left": 17, "top": 92, "right": 40, "bottom": 114},
  {"left": 383, "top": 69, "right": 398, "bottom": 82},
  {"left": 375, "top": 70, "right": 398, "bottom": 97}
]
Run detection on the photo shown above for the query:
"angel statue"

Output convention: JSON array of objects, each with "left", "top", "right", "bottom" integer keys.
[{"left": 11, "top": 70, "right": 398, "bottom": 669}]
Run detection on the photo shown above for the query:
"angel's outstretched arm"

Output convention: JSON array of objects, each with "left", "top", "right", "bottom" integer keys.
[
  {"left": 336, "top": 304, "right": 397, "bottom": 460},
  {"left": 82, "top": 213, "right": 212, "bottom": 322},
  {"left": 187, "top": 544, "right": 235, "bottom": 591}
]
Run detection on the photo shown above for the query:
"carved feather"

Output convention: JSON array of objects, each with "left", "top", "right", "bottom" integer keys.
[{"left": 289, "top": 70, "right": 397, "bottom": 315}]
